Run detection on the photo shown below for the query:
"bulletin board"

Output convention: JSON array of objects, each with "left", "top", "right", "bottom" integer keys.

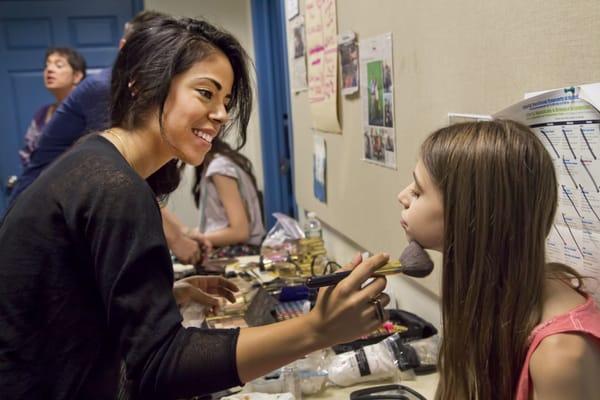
[{"left": 286, "top": 0, "right": 600, "bottom": 296}]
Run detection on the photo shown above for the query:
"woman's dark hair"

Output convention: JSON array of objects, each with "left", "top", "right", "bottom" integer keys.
[
  {"left": 45, "top": 47, "right": 87, "bottom": 79},
  {"left": 192, "top": 138, "right": 258, "bottom": 208},
  {"left": 122, "top": 10, "right": 167, "bottom": 40},
  {"left": 110, "top": 16, "right": 253, "bottom": 197}
]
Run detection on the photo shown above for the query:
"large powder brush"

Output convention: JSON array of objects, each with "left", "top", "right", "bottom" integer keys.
[{"left": 305, "top": 241, "right": 434, "bottom": 288}]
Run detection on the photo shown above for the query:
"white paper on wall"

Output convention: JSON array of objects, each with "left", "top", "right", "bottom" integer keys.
[
  {"left": 495, "top": 84, "right": 600, "bottom": 304},
  {"left": 305, "top": 0, "right": 341, "bottom": 133}
]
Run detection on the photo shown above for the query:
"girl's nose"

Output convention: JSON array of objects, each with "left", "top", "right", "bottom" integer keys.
[{"left": 397, "top": 187, "right": 410, "bottom": 208}]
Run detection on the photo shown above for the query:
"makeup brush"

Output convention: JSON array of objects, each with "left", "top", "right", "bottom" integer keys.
[{"left": 304, "top": 241, "right": 434, "bottom": 288}]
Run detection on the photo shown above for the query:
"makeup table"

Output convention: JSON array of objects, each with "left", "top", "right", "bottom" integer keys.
[{"left": 187, "top": 255, "right": 440, "bottom": 399}]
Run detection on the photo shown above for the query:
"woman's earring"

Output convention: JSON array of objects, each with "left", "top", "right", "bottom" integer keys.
[{"left": 128, "top": 81, "right": 137, "bottom": 98}]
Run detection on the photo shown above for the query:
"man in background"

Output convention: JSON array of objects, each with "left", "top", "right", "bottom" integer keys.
[{"left": 6, "top": 10, "right": 208, "bottom": 265}]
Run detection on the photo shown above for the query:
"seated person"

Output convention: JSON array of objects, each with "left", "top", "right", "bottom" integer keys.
[
  {"left": 19, "top": 47, "right": 86, "bottom": 166},
  {"left": 397, "top": 120, "right": 600, "bottom": 399},
  {"left": 3, "top": 11, "right": 206, "bottom": 265},
  {"left": 192, "top": 137, "right": 265, "bottom": 258}
]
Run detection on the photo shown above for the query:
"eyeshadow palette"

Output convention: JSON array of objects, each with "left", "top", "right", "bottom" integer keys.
[{"left": 273, "top": 300, "right": 310, "bottom": 321}]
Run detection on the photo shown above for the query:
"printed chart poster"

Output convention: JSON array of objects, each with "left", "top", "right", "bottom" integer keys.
[
  {"left": 305, "top": 0, "right": 341, "bottom": 133},
  {"left": 289, "top": 16, "right": 307, "bottom": 93},
  {"left": 338, "top": 31, "right": 359, "bottom": 95},
  {"left": 360, "top": 33, "right": 396, "bottom": 168},
  {"left": 313, "top": 135, "right": 327, "bottom": 203},
  {"left": 495, "top": 83, "right": 600, "bottom": 304}
]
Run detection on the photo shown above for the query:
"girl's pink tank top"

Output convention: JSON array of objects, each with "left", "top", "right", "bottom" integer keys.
[{"left": 515, "top": 296, "right": 600, "bottom": 399}]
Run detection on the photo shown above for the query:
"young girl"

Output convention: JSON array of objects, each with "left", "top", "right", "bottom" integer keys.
[
  {"left": 192, "top": 137, "right": 265, "bottom": 258},
  {"left": 0, "top": 16, "right": 390, "bottom": 399},
  {"left": 398, "top": 120, "right": 600, "bottom": 399},
  {"left": 19, "top": 47, "right": 86, "bottom": 166}
]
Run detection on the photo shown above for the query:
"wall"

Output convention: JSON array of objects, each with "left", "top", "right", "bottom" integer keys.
[
  {"left": 144, "top": 0, "right": 262, "bottom": 225},
  {"left": 299, "top": 207, "right": 442, "bottom": 327},
  {"left": 288, "top": 0, "right": 600, "bottom": 308}
]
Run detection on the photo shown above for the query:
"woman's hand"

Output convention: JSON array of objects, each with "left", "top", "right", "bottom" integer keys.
[
  {"left": 306, "top": 253, "right": 391, "bottom": 347},
  {"left": 185, "top": 228, "right": 213, "bottom": 256},
  {"left": 171, "top": 235, "right": 204, "bottom": 265},
  {"left": 177, "top": 227, "right": 212, "bottom": 265},
  {"left": 173, "top": 275, "right": 239, "bottom": 311},
  {"left": 234, "top": 253, "right": 390, "bottom": 382}
]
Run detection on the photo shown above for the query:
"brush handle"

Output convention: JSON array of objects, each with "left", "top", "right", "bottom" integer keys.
[
  {"left": 304, "top": 261, "right": 404, "bottom": 288},
  {"left": 305, "top": 271, "right": 351, "bottom": 288}
]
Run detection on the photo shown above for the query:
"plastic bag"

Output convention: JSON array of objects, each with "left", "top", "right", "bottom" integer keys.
[
  {"left": 327, "top": 334, "right": 401, "bottom": 387},
  {"left": 262, "top": 213, "right": 305, "bottom": 248},
  {"left": 327, "top": 334, "right": 441, "bottom": 387},
  {"left": 295, "top": 350, "right": 329, "bottom": 395}
]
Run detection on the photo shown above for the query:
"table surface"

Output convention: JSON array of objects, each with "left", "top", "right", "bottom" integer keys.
[
  {"left": 305, "top": 372, "right": 439, "bottom": 399},
  {"left": 195, "top": 256, "right": 440, "bottom": 399}
]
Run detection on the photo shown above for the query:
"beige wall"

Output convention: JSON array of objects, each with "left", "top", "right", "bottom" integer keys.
[
  {"left": 298, "top": 207, "right": 442, "bottom": 328},
  {"left": 144, "top": 0, "right": 263, "bottom": 225},
  {"left": 288, "top": 0, "right": 600, "bottom": 326},
  {"left": 289, "top": 0, "right": 600, "bottom": 293},
  {"left": 146, "top": 0, "right": 443, "bottom": 327}
]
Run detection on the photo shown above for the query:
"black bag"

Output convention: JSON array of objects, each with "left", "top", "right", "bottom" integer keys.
[{"left": 331, "top": 309, "right": 437, "bottom": 354}]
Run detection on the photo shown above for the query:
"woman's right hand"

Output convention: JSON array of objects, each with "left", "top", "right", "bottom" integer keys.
[
  {"left": 235, "top": 253, "right": 391, "bottom": 383},
  {"left": 306, "top": 253, "right": 391, "bottom": 347}
]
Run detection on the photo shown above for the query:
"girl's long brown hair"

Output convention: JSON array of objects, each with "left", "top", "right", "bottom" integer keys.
[{"left": 423, "top": 120, "right": 580, "bottom": 400}]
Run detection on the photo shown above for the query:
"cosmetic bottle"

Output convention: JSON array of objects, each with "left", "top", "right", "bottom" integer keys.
[{"left": 304, "top": 212, "right": 322, "bottom": 239}]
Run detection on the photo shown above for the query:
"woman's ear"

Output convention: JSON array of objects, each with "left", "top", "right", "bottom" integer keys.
[
  {"left": 128, "top": 79, "right": 138, "bottom": 97},
  {"left": 73, "top": 71, "right": 84, "bottom": 85}
]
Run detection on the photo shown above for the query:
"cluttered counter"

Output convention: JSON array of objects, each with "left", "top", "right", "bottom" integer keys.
[
  {"left": 174, "top": 218, "right": 440, "bottom": 400},
  {"left": 305, "top": 374, "right": 438, "bottom": 399}
]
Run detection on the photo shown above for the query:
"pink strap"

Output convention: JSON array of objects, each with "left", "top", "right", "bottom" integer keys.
[{"left": 514, "top": 297, "right": 600, "bottom": 399}]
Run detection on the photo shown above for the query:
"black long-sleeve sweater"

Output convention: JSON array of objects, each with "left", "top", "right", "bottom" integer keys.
[{"left": 0, "top": 135, "right": 241, "bottom": 399}]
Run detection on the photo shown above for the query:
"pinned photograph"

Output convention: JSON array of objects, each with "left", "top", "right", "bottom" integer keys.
[
  {"left": 289, "top": 16, "right": 307, "bottom": 92},
  {"left": 293, "top": 23, "right": 305, "bottom": 58},
  {"left": 338, "top": 31, "right": 359, "bottom": 95},
  {"left": 367, "top": 61, "right": 384, "bottom": 126},
  {"left": 313, "top": 135, "right": 326, "bottom": 203},
  {"left": 360, "top": 33, "right": 396, "bottom": 169}
]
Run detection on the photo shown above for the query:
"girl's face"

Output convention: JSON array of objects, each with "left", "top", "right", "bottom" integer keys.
[
  {"left": 397, "top": 159, "right": 444, "bottom": 252},
  {"left": 160, "top": 51, "right": 233, "bottom": 166},
  {"left": 44, "top": 53, "right": 82, "bottom": 91}
]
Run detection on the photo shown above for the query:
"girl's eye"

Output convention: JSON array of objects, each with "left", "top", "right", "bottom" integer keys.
[
  {"left": 196, "top": 89, "right": 213, "bottom": 100},
  {"left": 410, "top": 189, "right": 420, "bottom": 198}
]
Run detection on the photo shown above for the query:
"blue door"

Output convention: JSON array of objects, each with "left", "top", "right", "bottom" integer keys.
[
  {"left": 0, "top": 0, "right": 143, "bottom": 209},
  {"left": 251, "top": 0, "right": 297, "bottom": 229}
]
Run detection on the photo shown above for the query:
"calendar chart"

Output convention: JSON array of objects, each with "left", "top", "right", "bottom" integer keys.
[{"left": 495, "top": 84, "right": 600, "bottom": 304}]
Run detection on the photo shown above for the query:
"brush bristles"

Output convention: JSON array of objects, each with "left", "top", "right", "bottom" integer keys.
[{"left": 398, "top": 241, "right": 434, "bottom": 278}]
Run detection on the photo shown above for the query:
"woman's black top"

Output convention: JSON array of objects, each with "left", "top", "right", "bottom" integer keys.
[{"left": 0, "top": 135, "right": 241, "bottom": 399}]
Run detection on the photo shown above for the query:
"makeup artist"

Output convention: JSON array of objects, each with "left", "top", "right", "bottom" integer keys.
[{"left": 0, "top": 16, "right": 390, "bottom": 399}]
